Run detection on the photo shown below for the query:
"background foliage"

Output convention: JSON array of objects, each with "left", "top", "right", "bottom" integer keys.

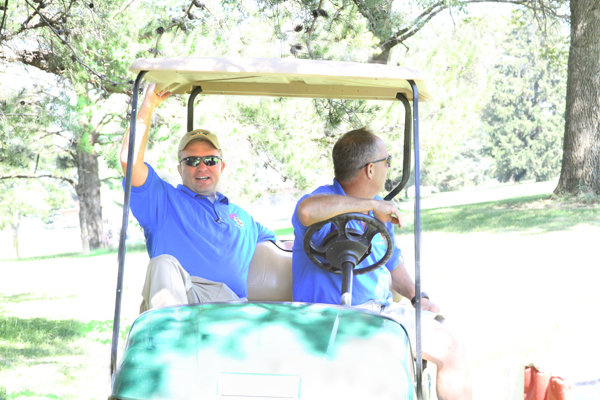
[
  {"left": 482, "top": 10, "right": 568, "bottom": 183},
  {"left": 0, "top": 0, "right": 574, "bottom": 253}
]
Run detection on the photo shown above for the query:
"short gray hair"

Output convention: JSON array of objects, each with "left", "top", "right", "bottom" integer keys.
[{"left": 332, "top": 128, "right": 379, "bottom": 182}]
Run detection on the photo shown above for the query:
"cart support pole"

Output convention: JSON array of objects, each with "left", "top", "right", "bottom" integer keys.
[
  {"left": 110, "top": 71, "right": 147, "bottom": 383},
  {"left": 187, "top": 86, "right": 203, "bottom": 132},
  {"left": 408, "top": 79, "right": 424, "bottom": 400},
  {"left": 384, "top": 93, "right": 412, "bottom": 201}
]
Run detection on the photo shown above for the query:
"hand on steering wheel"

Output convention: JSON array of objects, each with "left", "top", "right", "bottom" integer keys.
[{"left": 303, "top": 212, "right": 393, "bottom": 275}]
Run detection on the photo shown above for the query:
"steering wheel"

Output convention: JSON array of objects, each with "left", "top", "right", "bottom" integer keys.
[{"left": 303, "top": 212, "right": 393, "bottom": 275}]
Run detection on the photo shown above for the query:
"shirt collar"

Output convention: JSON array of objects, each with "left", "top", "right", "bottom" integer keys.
[
  {"left": 331, "top": 178, "right": 347, "bottom": 195},
  {"left": 332, "top": 178, "right": 383, "bottom": 201},
  {"left": 177, "top": 184, "right": 229, "bottom": 204}
]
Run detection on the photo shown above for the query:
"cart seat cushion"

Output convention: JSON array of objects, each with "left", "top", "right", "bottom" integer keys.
[{"left": 247, "top": 241, "right": 293, "bottom": 301}]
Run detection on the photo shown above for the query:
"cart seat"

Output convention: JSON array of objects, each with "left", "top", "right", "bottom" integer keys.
[
  {"left": 247, "top": 241, "right": 293, "bottom": 302},
  {"left": 246, "top": 241, "right": 403, "bottom": 304}
]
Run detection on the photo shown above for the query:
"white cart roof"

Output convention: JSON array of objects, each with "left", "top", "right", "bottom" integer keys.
[{"left": 130, "top": 57, "right": 430, "bottom": 101}]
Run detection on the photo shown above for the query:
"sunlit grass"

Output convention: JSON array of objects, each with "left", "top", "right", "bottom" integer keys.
[
  {"left": 0, "top": 317, "right": 85, "bottom": 370},
  {"left": 2, "top": 243, "right": 147, "bottom": 263},
  {"left": 399, "top": 194, "right": 600, "bottom": 234},
  {"left": 274, "top": 226, "right": 294, "bottom": 237},
  {"left": 0, "top": 316, "right": 123, "bottom": 372},
  {"left": 0, "top": 387, "right": 62, "bottom": 400}
]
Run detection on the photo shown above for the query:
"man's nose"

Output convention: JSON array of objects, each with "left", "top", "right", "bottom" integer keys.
[{"left": 196, "top": 160, "right": 209, "bottom": 170}]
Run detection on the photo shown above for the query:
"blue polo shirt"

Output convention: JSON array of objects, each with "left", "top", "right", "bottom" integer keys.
[
  {"left": 292, "top": 179, "right": 401, "bottom": 306},
  {"left": 126, "top": 164, "right": 276, "bottom": 298}
]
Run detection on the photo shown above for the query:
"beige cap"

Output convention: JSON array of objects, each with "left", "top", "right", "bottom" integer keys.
[{"left": 178, "top": 129, "right": 221, "bottom": 155}]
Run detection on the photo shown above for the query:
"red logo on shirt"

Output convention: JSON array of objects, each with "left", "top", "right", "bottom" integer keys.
[{"left": 229, "top": 213, "right": 244, "bottom": 229}]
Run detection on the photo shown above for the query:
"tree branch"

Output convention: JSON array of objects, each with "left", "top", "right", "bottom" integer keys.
[
  {"left": 113, "top": 0, "right": 136, "bottom": 18},
  {"left": 366, "top": 0, "right": 565, "bottom": 63},
  {"left": 1, "top": 0, "right": 127, "bottom": 93},
  {"left": 39, "top": 130, "right": 70, "bottom": 140},
  {"left": 35, "top": 9, "right": 122, "bottom": 88},
  {"left": 305, "top": 0, "right": 325, "bottom": 58},
  {"left": 0, "top": 0, "right": 8, "bottom": 38},
  {"left": 0, "top": 174, "right": 76, "bottom": 187},
  {"left": 7, "top": 0, "right": 48, "bottom": 40},
  {"left": 93, "top": 112, "right": 120, "bottom": 133},
  {"left": 247, "top": 136, "right": 293, "bottom": 183},
  {"left": 101, "top": 175, "right": 123, "bottom": 183}
]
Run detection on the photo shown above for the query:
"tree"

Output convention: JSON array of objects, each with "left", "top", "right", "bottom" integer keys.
[
  {"left": 554, "top": 0, "right": 600, "bottom": 196},
  {"left": 0, "top": 83, "right": 113, "bottom": 251},
  {"left": 0, "top": 0, "right": 223, "bottom": 250},
  {"left": 0, "top": 181, "right": 37, "bottom": 259},
  {"left": 260, "top": 0, "right": 600, "bottom": 198},
  {"left": 0, "top": 180, "right": 68, "bottom": 258},
  {"left": 481, "top": 10, "right": 567, "bottom": 183},
  {"left": 407, "top": 15, "right": 500, "bottom": 191},
  {"left": 263, "top": 0, "right": 569, "bottom": 63},
  {"left": 2, "top": 0, "right": 596, "bottom": 262},
  {"left": 0, "top": 0, "right": 132, "bottom": 251}
]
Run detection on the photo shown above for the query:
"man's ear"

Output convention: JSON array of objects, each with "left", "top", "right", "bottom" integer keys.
[
  {"left": 177, "top": 163, "right": 182, "bottom": 177},
  {"left": 365, "top": 163, "right": 374, "bottom": 179},
  {"left": 220, "top": 160, "right": 226, "bottom": 173}
]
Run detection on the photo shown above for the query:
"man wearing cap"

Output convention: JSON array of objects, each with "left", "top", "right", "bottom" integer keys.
[{"left": 121, "top": 84, "right": 276, "bottom": 312}]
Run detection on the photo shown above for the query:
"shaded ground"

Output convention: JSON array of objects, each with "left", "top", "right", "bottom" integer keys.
[{"left": 0, "top": 251, "right": 149, "bottom": 400}]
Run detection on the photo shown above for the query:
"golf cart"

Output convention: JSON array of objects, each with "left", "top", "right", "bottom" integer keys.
[{"left": 110, "top": 57, "right": 432, "bottom": 400}]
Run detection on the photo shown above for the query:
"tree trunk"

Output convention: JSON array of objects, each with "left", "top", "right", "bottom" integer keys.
[
  {"left": 12, "top": 219, "right": 20, "bottom": 259},
  {"left": 75, "top": 147, "right": 104, "bottom": 251},
  {"left": 554, "top": 0, "right": 600, "bottom": 196}
]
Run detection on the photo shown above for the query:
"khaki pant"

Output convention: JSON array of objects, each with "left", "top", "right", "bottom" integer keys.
[{"left": 140, "top": 254, "right": 243, "bottom": 313}]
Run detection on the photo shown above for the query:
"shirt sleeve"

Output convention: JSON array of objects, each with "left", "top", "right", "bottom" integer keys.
[
  {"left": 233, "top": 204, "right": 277, "bottom": 244},
  {"left": 291, "top": 188, "right": 338, "bottom": 250},
  {"left": 292, "top": 185, "right": 337, "bottom": 229},
  {"left": 256, "top": 221, "right": 277, "bottom": 243},
  {"left": 125, "top": 164, "right": 169, "bottom": 231},
  {"left": 384, "top": 221, "right": 402, "bottom": 272}
]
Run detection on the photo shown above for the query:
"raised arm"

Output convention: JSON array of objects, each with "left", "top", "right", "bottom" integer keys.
[
  {"left": 120, "top": 83, "right": 171, "bottom": 187},
  {"left": 296, "top": 194, "right": 403, "bottom": 227}
]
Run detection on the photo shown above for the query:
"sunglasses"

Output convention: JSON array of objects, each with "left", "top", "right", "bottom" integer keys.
[
  {"left": 180, "top": 155, "right": 222, "bottom": 167},
  {"left": 359, "top": 155, "right": 392, "bottom": 169}
]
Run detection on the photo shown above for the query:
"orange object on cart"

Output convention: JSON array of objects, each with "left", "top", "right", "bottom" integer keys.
[{"left": 524, "top": 365, "right": 572, "bottom": 400}]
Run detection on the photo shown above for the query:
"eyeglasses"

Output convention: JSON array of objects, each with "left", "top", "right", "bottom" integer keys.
[
  {"left": 180, "top": 155, "right": 222, "bottom": 167},
  {"left": 359, "top": 155, "right": 392, "bottom": 169}
]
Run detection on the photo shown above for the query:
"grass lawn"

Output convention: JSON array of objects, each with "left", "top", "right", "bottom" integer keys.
[
  {"left": 0, "top": 181, "right": 598, "bottom": 399},
  {"left": 0, "top": 248, "right": 149, "bottom": 400}
]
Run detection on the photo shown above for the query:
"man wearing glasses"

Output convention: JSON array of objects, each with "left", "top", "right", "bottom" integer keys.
[
  {"left": 291, "top": 128, "right": 472, "bottom": 400},
  {"left": 121, "top": 84, "right": 276, "bottom": 312}
]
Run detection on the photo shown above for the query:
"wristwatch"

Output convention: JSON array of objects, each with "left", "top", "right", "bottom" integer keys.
[{"left": 410, "top": 292, "right": 429, "bottom": 307}]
